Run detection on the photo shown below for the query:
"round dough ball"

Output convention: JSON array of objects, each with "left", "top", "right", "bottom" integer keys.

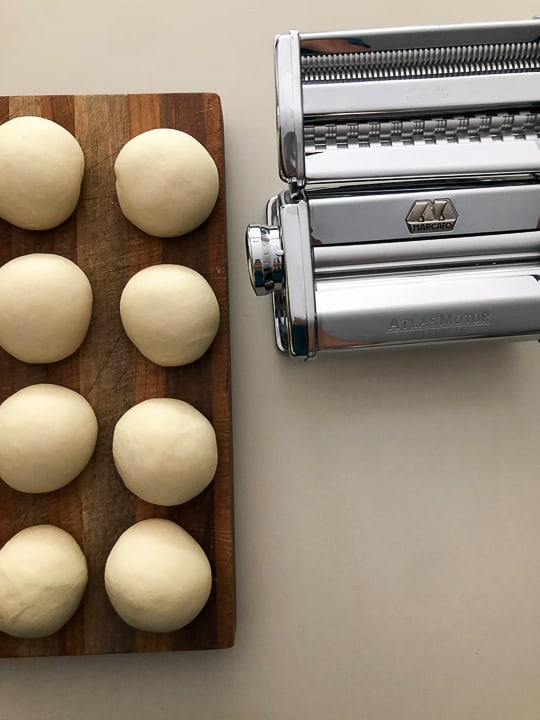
[
  {"left": 114, "top": 128, "right": 218, "bottom": 237},
  {"left": 0, "top": 253, "right": 93, "bottom": 364},
  {"left": 0, "top": 384, "right": 98, "bottom": 494},
  {"left": 0, "top": 116, "right": 84, "bottom": 230},
  {"left": 113, "top": 398, "right": 217, "bottom": 506},
  {"left": 105, "top": 519, "right": 212, "bottom": 632},
  {"left": 120, "top": 264, "right": 219, "bottom": 367},
  {"left": 0, "top": 525, "right": 88, "bottom": 638}
]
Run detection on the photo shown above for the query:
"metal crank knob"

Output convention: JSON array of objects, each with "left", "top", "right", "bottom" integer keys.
[{"left": 245, "top": 224, "right": 284, "bottom": 296}]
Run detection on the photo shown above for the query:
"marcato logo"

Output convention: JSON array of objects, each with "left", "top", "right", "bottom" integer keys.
[{"left": 406, "top": 198, "right": 458, "bottom": 234}]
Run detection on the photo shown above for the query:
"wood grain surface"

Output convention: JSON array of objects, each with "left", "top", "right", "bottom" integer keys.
[{"left": 0, "top": 94, "right": 235, "bottom": 656}]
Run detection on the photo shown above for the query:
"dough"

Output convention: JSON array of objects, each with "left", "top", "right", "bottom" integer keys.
[
  {"left": 0, "top": 116, "right": 84, "bottom": 230},
  {"left": 0, "top": 525, "right": 88, "bottom": 638},
  {"left": 0, "top": 253, "right": 93, "bottom": 364},
  {"left": 0, "top": 384, "right": 98, "bottom": 494},
  {"left": 114, "top": 128, "right": 218, "bottom": 237},
  {"left": 105, "top": 519, "right": 211, "bottom": 632},
  {"left": 113, "top": 398, "right": 217, "bottom": 506},
  {"left": 120, "top": 264, "right": 219, "bottom": 367}
]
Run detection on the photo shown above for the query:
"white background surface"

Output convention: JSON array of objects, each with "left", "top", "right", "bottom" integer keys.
[{"left": 2, "top": 1, "right": 540, "bottom": 718}]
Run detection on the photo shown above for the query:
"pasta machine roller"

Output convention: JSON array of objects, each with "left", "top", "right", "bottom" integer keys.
[{"left": 245, "top": 19, "right": 540, "bottom": 357}]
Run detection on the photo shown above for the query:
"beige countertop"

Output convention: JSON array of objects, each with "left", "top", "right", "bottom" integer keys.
[{"left": 2, "top": 1, "right": 540, "bottom": 718}]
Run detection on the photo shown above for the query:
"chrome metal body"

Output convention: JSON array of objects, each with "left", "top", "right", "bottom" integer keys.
[{"left": 246, "top": 19, "right": 540, "bottom": 357}]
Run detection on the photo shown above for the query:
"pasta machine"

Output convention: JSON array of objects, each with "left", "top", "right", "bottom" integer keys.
[{"left": 245, "top": 19, "right": 540, "bottom": 357}]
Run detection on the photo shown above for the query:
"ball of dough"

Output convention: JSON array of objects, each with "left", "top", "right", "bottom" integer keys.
[
  {"left": 0, "top": 525, "right": 88, "bottom": 638},
  {"left": 105, "top": 519, "right": 212, "bottom": 632},
  {"left": 113, "top": 398, "right": 217, "bottom": 506},
  {"left": 0, "top": 384, "right": 98, "bottom": 494},
  {"left": 120, "top": 264, "right": 219, "bottom": 367},
  {"left": 114, "top": 128, "right": 219, "bottom": 237},
  {"left": 0, "top": 116, "right": 84, "bottom": 230},
  {"left": 0, "top": 253, "right": 93, "bottom": 364}
]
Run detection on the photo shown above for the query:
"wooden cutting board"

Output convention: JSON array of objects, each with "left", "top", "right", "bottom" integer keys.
[{"left": 0, "top": 94, "right": 235, "bottom": 656}]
